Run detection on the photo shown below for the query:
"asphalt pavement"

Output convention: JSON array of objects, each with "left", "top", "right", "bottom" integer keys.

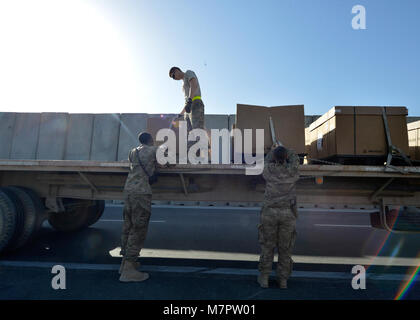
[{"left": 1, "top": 205, "right": 420, "bottom": 300}]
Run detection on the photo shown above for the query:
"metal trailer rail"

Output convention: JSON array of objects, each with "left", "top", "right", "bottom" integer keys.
[{"left": 1, "top": 160, "right": 420, "bottom": 210}]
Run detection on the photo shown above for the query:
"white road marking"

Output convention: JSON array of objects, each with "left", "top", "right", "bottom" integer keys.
[
  {"left": 107, "top": 204, "right": 261, "bottom": 211},
  {"left": 107, "top": 248, "right": 420, "bottom": 267},
  {"left": 0, "top": 260, "right": 416, "bottom": 282},
  {"left": 107, "top": 204, "right": 378, "bottom": 213},
  {"left": 315, "top": 224, "right": 371, "bottom": 228},
  {"left": 300, "top": 209, "right": 377, "bottom": 213}
]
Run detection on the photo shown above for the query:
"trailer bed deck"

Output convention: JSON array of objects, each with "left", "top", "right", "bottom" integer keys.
[{"left": 1, "top": 160, "right": 420, "bottom": 210}]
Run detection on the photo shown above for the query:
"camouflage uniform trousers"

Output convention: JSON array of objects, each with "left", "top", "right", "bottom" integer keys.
[
  {"left": 258, "top": 204, "right": 297, "bottom": 280},
  {"left": 120, "top": 193, "right": 152, "bottom": 262},
  {"left": 185, "top": 99, "right": 204, "bottom": 130},
  {"left": 185, "top": 99, "right": 205, "bottom": 157}
]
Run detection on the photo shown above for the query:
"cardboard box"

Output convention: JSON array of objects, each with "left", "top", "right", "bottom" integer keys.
[
  {"left": 308, "top": 106, "right": 409, "bottom": 160},
  {"left": 408, "top": 120, "right": 420, "bottom": 161},
  {"left": 234, "top": 104, "right": 305, "bottom": 155},
  {"left": 147, "top": 115, "right": 180, "bottom": 147}
]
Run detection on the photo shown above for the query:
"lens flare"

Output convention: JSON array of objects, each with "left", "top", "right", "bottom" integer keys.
[
  {"left": 363, "top": 207, "right": 400, "bottom": 271},
  {"left": 361, "top": 206, "right": 420, "bottom": 300},
  {"left": 394, "top": 255, "right": 420, "bottom": 300}
]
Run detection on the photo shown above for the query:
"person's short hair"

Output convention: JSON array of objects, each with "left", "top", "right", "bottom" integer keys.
[
  {"left": 169, "top": 66, "right": 181, "bottom": 77},
  {"left": 138, "top": 132, "right": 152, "bottom": 144},
  {"left": 273, "top": 146, "right": 288, "bottom": 163}
]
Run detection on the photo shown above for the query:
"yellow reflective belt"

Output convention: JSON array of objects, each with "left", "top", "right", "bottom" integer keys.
[{"left": 192, "top": 96, "right": 201, "bottom": 101}]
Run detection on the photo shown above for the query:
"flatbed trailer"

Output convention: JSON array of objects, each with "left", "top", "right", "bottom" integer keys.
[
  {"left": 1, "top": 159, "right": 420, "bottom": 208},
  {"left": 1, "top": 160, "right": 420, "bottom": 253}
]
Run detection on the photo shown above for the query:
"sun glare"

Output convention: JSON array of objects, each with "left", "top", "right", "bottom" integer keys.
[{"left": 0, "top": 0, "right": 142, "bottom": 113}]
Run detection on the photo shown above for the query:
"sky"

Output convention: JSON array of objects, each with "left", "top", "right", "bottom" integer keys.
[{"left": 0, "top": 0, "right": 419, "bottom": 116}]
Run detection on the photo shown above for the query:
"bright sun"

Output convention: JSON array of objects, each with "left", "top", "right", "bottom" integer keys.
[{"left": 0, "top": 0, "right": 142, "bottom": 113}]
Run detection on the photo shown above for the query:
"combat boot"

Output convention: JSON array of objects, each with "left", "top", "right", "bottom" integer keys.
[
  {"left": 277, "top": 278, "right": 287, "bottom": 289},
  {"left": 118, "top": 259, "right": 140, "bottom": 274},
  {"left": 257, "top": 274, "right": 270, "bottom": 288},
  {"left": 119, "top": 261, "right": 149, "bottom": 282}
]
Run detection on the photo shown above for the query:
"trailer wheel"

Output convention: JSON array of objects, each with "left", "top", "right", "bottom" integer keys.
[
  {"left": 4, "top": 187, "right": 46, "bottom": 250},
  {"left": 1, "top": 188, "right": 26, "bottom": 250},
  {"left": 48, "top": 199, "right": 95, "bottom": 232},
  {"left": 0, "top": 190, "right": 18, "bottom": 253},
  {"left": 84, "top": 200, "right": 105, "bottom": 227}
]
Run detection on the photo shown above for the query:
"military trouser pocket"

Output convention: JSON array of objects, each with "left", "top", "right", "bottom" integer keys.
[
  {"left": 290, "top": 199, "right": 298, "bottom": 219},
  {"left": 257, "top": 224, "right": 264, "bottom": 245},
  {"left": 289, "top": 229, "right": 297, "bottom": 250}
]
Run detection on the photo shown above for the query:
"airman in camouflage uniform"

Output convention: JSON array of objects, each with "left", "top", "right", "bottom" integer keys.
[
  {"left": 257, "top": 146, "right": 300, "bottom": 289},
  {"left": 119, "top": 132, "right": 158, "bottom": 282},
  {"left": 169, "top": 67, "right": 205, "bottom": 130}
]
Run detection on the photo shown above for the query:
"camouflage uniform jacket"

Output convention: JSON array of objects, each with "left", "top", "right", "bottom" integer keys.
[
  {"left": 123, "top": 144, "right": 158, "bottom": 195},
  {"left": 262, "top": 149, "right": 300, "bottom": 208}
]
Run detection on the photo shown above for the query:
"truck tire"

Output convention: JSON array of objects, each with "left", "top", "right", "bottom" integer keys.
[
  {"left": 0, "top": 190, "right": 18, "bottom": 253},
  {"left": 84, "top": 200, "right": 105, "bottom": 227},
  {"left": 4, "top": 187, "right": 46, "bottom": 250},
  {"left": 48, "top": 199, "right": 94, "bottom": 232},
  {"left": 1, "top": 187, "right": 26, "bottom": 251}
]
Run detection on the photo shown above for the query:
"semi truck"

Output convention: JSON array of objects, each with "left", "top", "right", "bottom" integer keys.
[{"left": 1, "top": 110, "right": 420, "bottom": 254}]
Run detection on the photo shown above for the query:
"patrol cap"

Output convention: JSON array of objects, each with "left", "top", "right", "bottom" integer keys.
[
  {"left": 138, "top": 132, "right": 152, "bottom": 144},
  {"left": 273, "top": 146, "right": 288, "bottom": 163}
]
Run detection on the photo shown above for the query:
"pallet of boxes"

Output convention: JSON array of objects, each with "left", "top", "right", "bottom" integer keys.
[{"left": 306, "top": 106, "right": 410, "bottom": 165}]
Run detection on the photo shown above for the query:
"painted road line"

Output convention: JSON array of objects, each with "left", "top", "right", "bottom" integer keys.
[
  {"left": 107, "top": 204, "right": 261, "bottom": 211},
  {"left": 109, "top": 247, "right": 259, "bottom": 261},
  {"left": 107, "top": 204, "right": 378, "bottom": 213},
  {"left": 107, "top": 248, "right": 420, "bottom": 267},
  {"left": 314, "top": 224, "right": 372, "bottom": 228},
  {"left": 0, "top": 260, "right": 416, "bottom": 282}
]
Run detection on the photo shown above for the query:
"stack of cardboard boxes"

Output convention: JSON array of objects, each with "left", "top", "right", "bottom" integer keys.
[
  {"left": 145, "top": 105, "right": 412, "bottom": 165},
  {"left": 306, "top": 106, "right": 409, "bottom": 164}
]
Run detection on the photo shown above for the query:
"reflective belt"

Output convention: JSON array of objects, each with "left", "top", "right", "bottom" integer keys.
[{"left": 192, "top": 96, "right": 201, "bottom": 101}]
